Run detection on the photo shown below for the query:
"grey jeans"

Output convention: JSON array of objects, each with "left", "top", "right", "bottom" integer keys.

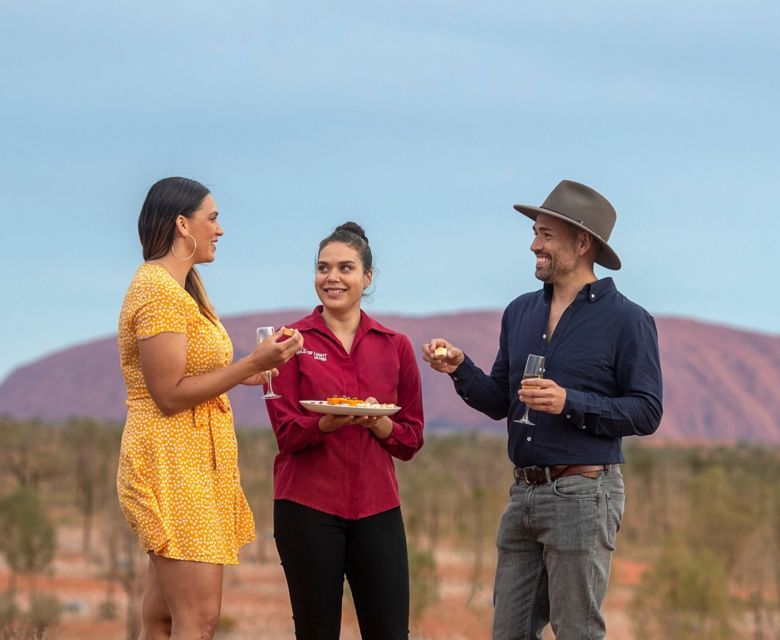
[{"left": 492, "top": 466, "right": 625, "bottom": 640}]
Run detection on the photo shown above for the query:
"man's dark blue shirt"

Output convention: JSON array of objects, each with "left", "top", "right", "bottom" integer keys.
[{"left": 450, "top": 277, "right": 663, "bottom": 467}]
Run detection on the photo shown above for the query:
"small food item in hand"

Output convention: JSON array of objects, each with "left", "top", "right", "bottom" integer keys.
[
  {"left": 434, "top": 346, "right": 448, "bottom": 359},
  {"left": 281, "top": 327, "right": 296, "bottom": 337}
]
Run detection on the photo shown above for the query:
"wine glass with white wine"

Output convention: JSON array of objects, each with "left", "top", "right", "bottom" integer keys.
[
  {"left": 256, "top": 326, "right": 281, "bottom": 400},
  {"left": 514, "top": 354, "right": 545, "bottom": 425}
]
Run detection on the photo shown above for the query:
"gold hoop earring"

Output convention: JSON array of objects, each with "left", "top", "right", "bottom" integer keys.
[{"left": 171, "top": 235, "right": 197, "bottom": 261}]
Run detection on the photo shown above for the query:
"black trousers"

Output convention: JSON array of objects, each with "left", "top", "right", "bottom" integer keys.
[{"left": 273, "top": 499, "right": 410, "bottom": 640}]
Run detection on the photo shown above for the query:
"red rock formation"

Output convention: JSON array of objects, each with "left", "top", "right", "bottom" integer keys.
[{"left": 1, "top": 311, "right": 778, "bottom": 443}]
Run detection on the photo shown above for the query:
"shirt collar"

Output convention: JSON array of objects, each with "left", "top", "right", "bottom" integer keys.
[
  {"left": 295, "top": 306, "right": 395, "bottom": 336},
  {"left": 543, "top": 277, "right": 615, "bottom": 303}
]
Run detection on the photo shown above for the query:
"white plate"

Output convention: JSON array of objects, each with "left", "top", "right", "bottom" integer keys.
[{"left": 299, "top": 400, "right": 401, "bottom": 417}]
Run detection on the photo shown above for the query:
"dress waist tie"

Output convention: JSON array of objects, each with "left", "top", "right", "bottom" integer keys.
[{"left": 193, "top": 394, "right": 230, "bottom": 470}]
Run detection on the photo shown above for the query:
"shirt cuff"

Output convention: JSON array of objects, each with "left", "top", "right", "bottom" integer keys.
[
  {"left": 299, "top": 415, "right": 328, "bottom": 441},
  {"left": 563, "top": 389, "right": 589, "bottom": 431},
  {"left": 383, "top": 419, "right": 401, "bottom": 445},
  {"left": 448, "top": 355, "right": 477, "bottom": 390}
]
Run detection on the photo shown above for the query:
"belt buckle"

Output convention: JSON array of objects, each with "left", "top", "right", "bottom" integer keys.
[
  {"left": 514, "top": 465, "right": 548, "bottom": 484},
  {"left": 520, "top": 466, "right": 544, "bottom": 484}
]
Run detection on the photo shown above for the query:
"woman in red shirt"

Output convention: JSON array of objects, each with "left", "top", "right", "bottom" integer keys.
[{"left": 265, "top": 222, "right": 425, "bottom": 639}]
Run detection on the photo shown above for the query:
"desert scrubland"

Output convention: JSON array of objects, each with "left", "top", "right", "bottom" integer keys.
[{"left": 1, "top": 418, "right": 779, "bottom": 639}]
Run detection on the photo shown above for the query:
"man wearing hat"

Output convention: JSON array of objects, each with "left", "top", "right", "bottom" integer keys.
[{"left": 422, "top": 180, "right": 663, "bottom": 639}]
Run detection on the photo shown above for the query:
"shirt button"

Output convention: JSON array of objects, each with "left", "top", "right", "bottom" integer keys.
[
  {"left": 526, "top": 436, "right": 532, "bottom": 441},
  {"left": 581, "top": 425, "right": 586, "bottom": 429},
  {"left": 464, "top": 396, "right": 470, "bottom": 400},
  {"left": 590, "top": 294, "right": 595, "bottom": 300},
  {"left": 542, "top": 333, "right": 547, "bottom": 340},
  {"left": 565, "top": 414, "right": 571, "bottom": 419}
]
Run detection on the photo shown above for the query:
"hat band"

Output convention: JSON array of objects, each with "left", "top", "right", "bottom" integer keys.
[{"left": 541, "top": 206, "right": 609, "bottom": 244}]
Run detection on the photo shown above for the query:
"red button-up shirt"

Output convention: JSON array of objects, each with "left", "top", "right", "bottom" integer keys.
[{"left": 265, "top": 307, "right": 425, "bottom": 519}]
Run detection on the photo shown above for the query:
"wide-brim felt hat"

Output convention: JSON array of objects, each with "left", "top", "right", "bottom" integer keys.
[{"left": 513, "top": 179, "right": 621, "bottom": 270}]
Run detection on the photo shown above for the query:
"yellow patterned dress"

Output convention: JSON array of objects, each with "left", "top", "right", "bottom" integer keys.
[{"left": 116, "top": 263, "right": 255, "bottom": 564}]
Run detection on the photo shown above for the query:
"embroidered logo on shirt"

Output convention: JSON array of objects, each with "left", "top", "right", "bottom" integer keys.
[{"left": 298, "top": 348, "right": 328, "bottom": 362}]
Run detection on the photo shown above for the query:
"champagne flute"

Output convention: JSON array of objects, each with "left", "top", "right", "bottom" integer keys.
[
  {"left": 514, "top": 354, "right": 545, "bottom": 425},
  {"left": 256, "top": 326, "right": 281, "bottom": 399}
]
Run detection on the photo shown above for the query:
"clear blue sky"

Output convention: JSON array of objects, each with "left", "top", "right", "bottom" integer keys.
[{"left": 1, "top": 1, "right": 778, "bottom": 382}]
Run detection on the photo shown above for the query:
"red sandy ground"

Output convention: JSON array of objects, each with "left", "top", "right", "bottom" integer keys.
[{"left": 1, "top": 527, "right": 647, "bottom": 639}]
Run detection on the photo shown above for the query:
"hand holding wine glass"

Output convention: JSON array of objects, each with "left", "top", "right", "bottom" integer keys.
[
  {"left": 255, "top": 326, "right": 298, "bottom": 399},
  {"left": 514, "top": 354, "right": 545, "bottom": 425}
]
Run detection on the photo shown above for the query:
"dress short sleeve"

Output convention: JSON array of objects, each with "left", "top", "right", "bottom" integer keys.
[{"left": 133, "top": 279, "right": 188, "bottom": 339}]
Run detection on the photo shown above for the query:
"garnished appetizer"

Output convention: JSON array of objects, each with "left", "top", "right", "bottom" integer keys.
[{"left": 325, "top": 396, "right": 397, "bottom": 409}]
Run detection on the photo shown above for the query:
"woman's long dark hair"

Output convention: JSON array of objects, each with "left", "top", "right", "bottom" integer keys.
[{"left": 138, "top": 177, "right": 217, "bottom": 322}]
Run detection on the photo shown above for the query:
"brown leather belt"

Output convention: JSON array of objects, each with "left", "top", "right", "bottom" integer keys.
[{"left": 514, "top": 464, "right": 614, "bottom": 485}]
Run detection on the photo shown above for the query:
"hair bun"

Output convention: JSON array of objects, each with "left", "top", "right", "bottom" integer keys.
[{"left": 335, "top": 221, "right": 368, "bottom": 244}]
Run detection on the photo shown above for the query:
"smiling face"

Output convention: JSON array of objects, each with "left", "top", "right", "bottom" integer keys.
[
  {"left": 315, "top": 241, "right": 372, "bottom": 314},
  {"left": 179, "top": 194, "right": 223, "bottom": 263},
  {"left": 529, "top": 213, "right": 584, "bottom": 283}
]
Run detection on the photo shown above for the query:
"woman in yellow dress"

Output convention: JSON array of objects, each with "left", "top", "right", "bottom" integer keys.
[{"left": 117, "top": 177, "right": 303, "bottom": 639}]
